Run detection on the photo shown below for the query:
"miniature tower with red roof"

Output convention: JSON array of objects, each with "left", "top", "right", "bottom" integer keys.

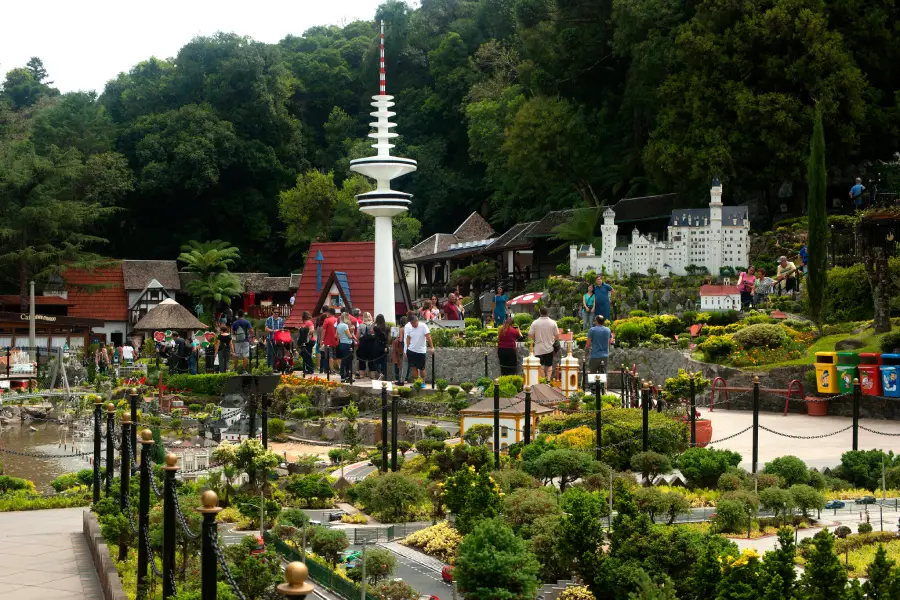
[{"left": 349, "top": 22, "right": 417, "bottom": 319}]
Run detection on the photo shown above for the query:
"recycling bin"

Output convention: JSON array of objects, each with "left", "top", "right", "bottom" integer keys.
[
  {"left": 858, "top": 353, "right": 882, "bottom": 397},
  {"left": 814, "top": 352, "right": 837, "bottom": 394},
  {"left": 836, "top": 352, "right": 860, "bottom": 394},
  {"left": 880, "top": 354, "right": 900, "bottom": 398}
]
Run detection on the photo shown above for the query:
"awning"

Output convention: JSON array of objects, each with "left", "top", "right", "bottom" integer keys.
[{"left": 508, "top": 292, "right": 544, "bottom": 305}]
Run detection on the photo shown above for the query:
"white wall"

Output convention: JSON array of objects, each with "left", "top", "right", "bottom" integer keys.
[
  {"left": 700, "top": 295, "right": 740, "bottom": 312},
  {"left": 92, "top": 321, "right": 128, "bottom": 342}
]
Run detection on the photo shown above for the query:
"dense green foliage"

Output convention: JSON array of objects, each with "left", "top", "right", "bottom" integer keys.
[
  {"left": 807, "top": 110, "right": 827, "bottom": 329},
  {"left": 4, "top": 0, "right": 900, "bottom": 280}
]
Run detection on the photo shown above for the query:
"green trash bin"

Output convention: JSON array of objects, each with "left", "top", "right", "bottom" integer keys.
[{"left": 836, "top": 351, "right": 859, "bottom": 393}]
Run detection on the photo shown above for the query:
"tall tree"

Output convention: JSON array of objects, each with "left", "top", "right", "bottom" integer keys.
[
  {"left": 798, "top": 529, "right": 848, "bottom": 600},
  {"left": 455, "top": 518, "right": 541, "bottom": 600},
  {"left": 806, "top": 108, "right": 827, "bottom": 331}
]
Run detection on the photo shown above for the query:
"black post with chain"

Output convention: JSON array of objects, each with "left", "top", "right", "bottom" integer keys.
[
  {"left": 130, "top": 389, "right": 139, "bottom": 469},
  {"left": 93, "top": 399, "right": 102, "bottom": 504},
  {"left": 196, "top": 491, "right": 222, "bottom": 600},
  {"left": 621, "top": 364, "right": 627, "bottom": 408},
  {"left": 690, "top": 375, "right": 697, "bottom": 447},
  {"left": 137, "top": 429, "right": 154, "bottom": 597},
  {"left": 119, "top": 413, "right": 132, "bottom": 561},
  {"left": 523, "top": 386, "right": 531, "bottom": 445},
  {"left": 431, "top": 352, "right": 436, "bottom": 389},
  {"left": 162, "top": 453, "right": 179, "bottom": 599},
  {"left": 853, "top": 378, "right": 860, "bottom": 450},
  {"left": 381, "top": 383, "right": 388, "bottom": 473},
  {"left": 391, "top": 391, "right": 399, "bottom": 472},
  {"left": 594, "top": 377, "right": 602, "bottom": 461},
  {"left": 261, "top": 393, "right": 269, "bottom": 450},
  {"left": 105, "top": 403, "right": 115, "bottom": 496},
  {"left": 752, "top": 376, "right": 760, "bottom": 476},
  {"left": 484, "top": 352, "right": 488, "bottom": 379},
  {"left": 493, "top": 379, "right": 501, "bottom": 468},
  {"left": 642, "top": 382, "right": 650, "bottom": 452}
]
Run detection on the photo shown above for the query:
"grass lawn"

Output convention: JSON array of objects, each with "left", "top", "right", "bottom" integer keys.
[{"left": 739, "top": 329, "right": 888, "bottom": 370}]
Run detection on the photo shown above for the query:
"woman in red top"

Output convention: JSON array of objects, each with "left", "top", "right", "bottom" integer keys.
[{"left": 497, "top": 316, "right": 521, "bottom": 376}]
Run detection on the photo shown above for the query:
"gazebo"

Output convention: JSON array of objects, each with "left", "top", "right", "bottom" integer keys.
[{"left": 132, "top": 298, "right": 208, "bottom": 333}]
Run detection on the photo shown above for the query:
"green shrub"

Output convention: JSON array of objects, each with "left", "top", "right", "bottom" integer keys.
[
  {"left": 398, "top": 386, "right": 413, "bottom": 398},
  {"left": 823, "top": 263, "right": 874, "bottom": 323},
  {"left": 51, "top": 473, "right": 80, "bottom": 493},
  {"left": 662, "top": 369, "right": 711, "bottom": 402},
  {"left": 681, "top": 311, "right": 698, "bottom": 326},
  {"left": 498, "top": 375, "right": 524, "bottom": 393},
  {"left": 732, "top": 324, "right": 790, "bottom": 349},
  {"left": 858, "top": 522, "right": 873, "bottom": 534},
  {"left": 698, "top": 335, "right": 737, "bottom": 361},
  {"left": 161, "top": 373, "right": 233, "bottom": 396},
  {"left": 465, "top": 318, "right": 482, "bottom": 329},
  {"left": 290, "top": 408, "right": 308, "bottom": 420},
  {"left": 613, "top": 317, "right": 656, "bottom": 344},
  {"left": 741, "top": 314, "right": 773, "bottom": 326},
  {"left": 705, "top": 325, "right": 727, "bottom": 336},
  {"left": 713, "top": 499, "right": 746, "bottom": 533},
  {"left": 881, "top": 332, "right": 900, "bottom": 354},
  {"left": 436, "top": 378, "right": 450, "bottom": 393},
  {"left": 460, "top": 382, "right": 475, "bottom": 393},
  {"left": 653, "top": 315, "right": 685, "bottom": 337},
  {"left": 485, "top": 382, "right": 519, "bottom": 398},
  {"left": 558, "top": 316, "right": 580, "bottom": 334},
  {"left": 0, "top": 476, "right": 36, "bottom": 494},
  {"left": 475, "top": 377, "right": 492, "bottom": 388},
  {"left": 630, "top": 310, "right": 649, "bottom": 317},
  {"left": 513, "top": 313, "right": 533, "bottom": 330}
]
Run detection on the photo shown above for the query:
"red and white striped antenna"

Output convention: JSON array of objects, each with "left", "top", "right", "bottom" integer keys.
[{"left": 379, "top": 20, "right": 386, "bottom": 95}]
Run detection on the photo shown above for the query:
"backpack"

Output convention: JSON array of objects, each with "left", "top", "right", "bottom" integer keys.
[{"left": 233, "top": 325, "right": 248, "bottom": 342}]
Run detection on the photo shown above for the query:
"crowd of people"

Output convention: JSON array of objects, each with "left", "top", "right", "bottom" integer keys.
[{"left": 736, "top": 243, "right": 806, "bottom": 309}]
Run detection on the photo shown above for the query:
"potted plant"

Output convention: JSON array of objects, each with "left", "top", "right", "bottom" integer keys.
[
  {"left": 662, "top": 369, "right": 713, "bottom": 447},
  {"left": 803, "top": 369, "right": 828, "bottom": 416}
]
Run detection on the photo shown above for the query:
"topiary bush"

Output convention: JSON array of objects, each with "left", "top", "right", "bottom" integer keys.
[
  {"left": 498, "top": 375, "right": 524, "bottom": 393},
  {"left": 732, "top": 324, "right": 790, "bottom": 349},
  {"left": 513, "top": 313, "right": 533, "bottom": 330},
  {"left": 612, "top": 317, "right": 656, "bottom": 344},
  {"left": 630, "top": 310, "right": 649, "bottom": 317},
  {"left": 485, "top": 382, "right": 518, "bottom": 398},
  {"left": 858, "top": 522, "right": 873, "bottom": 534},
  {"left": 465, "top": 318, "right": 482, "bottom": 329},
  {"left": 697, "top": 335, "right": 737, "bottom": 361},
  {"left": 881, "top": 331, "right": 900, "bottom": 354},
  {"left": 653, "top": 315, "right": 685, "bottom": 337},
  {"left": 834, "top": 525, "right": 852, "bottom": 538},
  {"left": 558, "top": 316, "right": 580, "bottom": 333},
  {"left": 460, "top": 382, "right": 475, "bottom": 393}
]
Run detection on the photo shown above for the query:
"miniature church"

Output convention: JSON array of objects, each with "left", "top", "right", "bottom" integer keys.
[{"left": 571, "top": 178, "right": 750, "bottom": 277}]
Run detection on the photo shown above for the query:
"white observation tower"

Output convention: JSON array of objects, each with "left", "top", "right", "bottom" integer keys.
[{"left": 349, "top": 21, "right": 417, "bottom": 320}]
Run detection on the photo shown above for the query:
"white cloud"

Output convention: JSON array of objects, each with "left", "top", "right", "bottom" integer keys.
[{"left": 1, "top": 0, "right": 404, "bottom": 93}]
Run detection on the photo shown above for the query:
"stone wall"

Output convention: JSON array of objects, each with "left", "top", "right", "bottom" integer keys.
[
  {"left": 288, "top": 415, "right": 445, "bottom": 444},
  {"left": 82, "top": 510, "right": 127, "bottom": 600},
  {"left": 430, "top": 346, "right": 530, "bottom": 384}
]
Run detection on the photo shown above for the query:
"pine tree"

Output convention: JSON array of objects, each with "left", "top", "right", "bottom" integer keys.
[
  {"left": 864, "top": 544, "right": 896, "bottom": 599},
  {"left": 798, "top": 529, "right": 848, "bottom": 600},
  {"left": 761, "top": 573, "right": 785, "bottom": 600},
  {"left": 806, "top": 108, "right": 827, "bottom": 331},
  {"left": 762, "top": 527, "right": 797, "bottom": 598}
]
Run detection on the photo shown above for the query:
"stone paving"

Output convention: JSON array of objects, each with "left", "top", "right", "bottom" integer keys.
[
  {"left": 0, "top": 508, "right": 101, "bottom": 600},
  {"left": 702, "top": 408, "right": 900, "bottom": 470}
]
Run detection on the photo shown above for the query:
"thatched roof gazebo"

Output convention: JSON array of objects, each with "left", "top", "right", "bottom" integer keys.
[{"left": 133, "top": 298, "right": 207, "bottom": 332}]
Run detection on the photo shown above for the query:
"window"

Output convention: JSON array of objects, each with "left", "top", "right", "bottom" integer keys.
[
  {"left": 501, "top": 426, "right": 509, "bottom": 438},
  {"left": 330, "top": 294, "right": 343, "bottom": 307}
]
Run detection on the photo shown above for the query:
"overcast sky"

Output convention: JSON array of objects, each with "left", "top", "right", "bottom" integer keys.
[{"left": 1, "top": 0, "right": 410, "bottom": 94}]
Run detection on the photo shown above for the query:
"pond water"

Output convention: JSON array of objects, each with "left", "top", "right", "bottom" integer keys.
[{"left": 0, "top": 419, "right": 96, "bottom": 492}]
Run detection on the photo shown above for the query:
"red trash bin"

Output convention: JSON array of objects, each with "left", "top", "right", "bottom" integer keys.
[{"left": 859, "top": 353, "right": 882, "bottom": 396}]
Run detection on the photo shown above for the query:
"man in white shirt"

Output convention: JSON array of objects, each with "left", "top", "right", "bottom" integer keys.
[
  {"left": 528, "top": 307, "right": 559, "bottom": 380},
  {"left": 405, "top": 313, "right": 434, "bottom": 381}
]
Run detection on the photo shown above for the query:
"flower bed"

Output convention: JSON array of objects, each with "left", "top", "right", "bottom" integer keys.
[{"left": 400, "top": 520, "right": 462, "bottom": 564}]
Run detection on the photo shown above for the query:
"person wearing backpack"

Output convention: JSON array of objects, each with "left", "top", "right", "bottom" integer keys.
[
  {"left": 265, "top": 312, "right": 286, "bottom": 368},
  {"left": 357, "top": 312, "right": 378, "bottom": 379},
  {"left": 232, "top": 310, "right": 253, "bottom": 373},
  {"left": 297, "top": 311, "right": 316, "bottom": 375}
]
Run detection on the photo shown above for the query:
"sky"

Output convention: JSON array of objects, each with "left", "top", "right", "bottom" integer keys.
[{"left": 1, "top": 0, "right": 412, "bottom": 94}]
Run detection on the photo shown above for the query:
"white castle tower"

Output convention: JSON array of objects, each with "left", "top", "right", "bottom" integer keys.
[
  {"left": 707, "top": 174, "right": 723, "bottom": 274},
  {"left": 349, "top": 22, "right": 417, "bottom": 319}
]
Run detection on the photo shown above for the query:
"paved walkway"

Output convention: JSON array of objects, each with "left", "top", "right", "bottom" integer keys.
[
  {"left": 0, "top": 508, "right": 101, "bottom": 600},
  {"left": 702, "top": 408, "right": 900, "bottom": 470}
]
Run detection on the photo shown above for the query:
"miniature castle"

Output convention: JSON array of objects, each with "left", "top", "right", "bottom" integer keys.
[{"left": 571, "top": 178, "right": 749, "bottom": 277}]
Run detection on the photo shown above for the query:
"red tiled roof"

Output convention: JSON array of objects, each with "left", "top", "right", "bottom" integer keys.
[
  {"left": 285, "top": 243, "right": 376, "bottom": 328},
  {"left": 65, "top": 264, "right": 128, "bottom": 322},
  {"left": 699, "top": 285, "right": 740, "bottom": 296}
]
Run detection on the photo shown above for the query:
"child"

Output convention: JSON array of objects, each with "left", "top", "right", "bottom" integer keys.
[{"left": 391, "top": 316, "right": 407, "bottom": 385}]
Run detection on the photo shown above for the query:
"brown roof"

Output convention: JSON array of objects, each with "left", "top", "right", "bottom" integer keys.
[
  {"left": 515, "top": 383, "right": 566, "bottom": 404},
  {"left": 64, "top": 264, "right": 129, "bottom": 322},
  {"left": 460, "top": 395, "right": 555, "bottom": 416},
  {"left": 178, "top": 272, "right": 292, "bottom": 293},
  {"left": 453, "top": 212, "right": 496, "bottom": 241},
  {"left": 289, "top": 274, "right": 302, "bottom": 290},
  {"left": 487, "top": 222, "right": 538, "bottom": 251},
  {"left": 122, "top": 260, "right": 181, "bottom": 291},
  {"left": 407, "top": 233, "right": 459, "bottom": 258},
  {"left": 528, "top": 209, "right": 580, "bottom": 237},
  {"left": 132, "top": 298, "right": 208, "bottom": 331}
]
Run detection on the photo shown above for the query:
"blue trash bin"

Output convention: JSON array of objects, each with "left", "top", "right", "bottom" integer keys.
[{"left": 879, "top": 354, "right": 900, "bottom": 397}]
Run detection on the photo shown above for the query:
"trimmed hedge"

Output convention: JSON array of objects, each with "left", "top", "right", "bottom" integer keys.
[{"left": 161, "top": 373, "right": 234, "bottom": 396}]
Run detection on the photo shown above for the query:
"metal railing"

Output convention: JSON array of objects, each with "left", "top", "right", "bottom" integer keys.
[{"left": 266, "top": 534, "right": 379, "bottom": 600}]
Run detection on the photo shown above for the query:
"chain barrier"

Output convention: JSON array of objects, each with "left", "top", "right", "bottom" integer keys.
[
  {"left": 213, "top": 536, "right": 248, "bottom": 600},
  {"left": 123, "top": 484, "right": 139, "bottom": 537},
  {"left": 173, "top": 499, "right": 200, "bottom": 540},
  {"left": 147, "top": 459, "right": 164, "bottom": 499},
  {"left": 858, "top": 425, "right": 900, "bottom": 437},
  {"left": 0, "top": 445, "right": 93, "bottom": 459},
  {"left": 705, "top": 425, "right": 754, "bottom": 445},
  {"left": 758, "top": 424, "right": 853, "bottom": 439},
  {"left": 143, "top": 523, "right": 163, "bottom": 578}
]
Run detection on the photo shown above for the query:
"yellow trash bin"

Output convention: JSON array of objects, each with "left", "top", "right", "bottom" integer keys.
[{"left": 815, "top": 352, "right": 837, "bottom": 394}]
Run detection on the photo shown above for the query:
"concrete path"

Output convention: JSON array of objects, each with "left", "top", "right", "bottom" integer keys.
[
  {"left": 702, "top": 408, "right": 900, "bottom": 470},
  {"left": 0, "top": 508, "right": 101, "bottom": 600}
]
